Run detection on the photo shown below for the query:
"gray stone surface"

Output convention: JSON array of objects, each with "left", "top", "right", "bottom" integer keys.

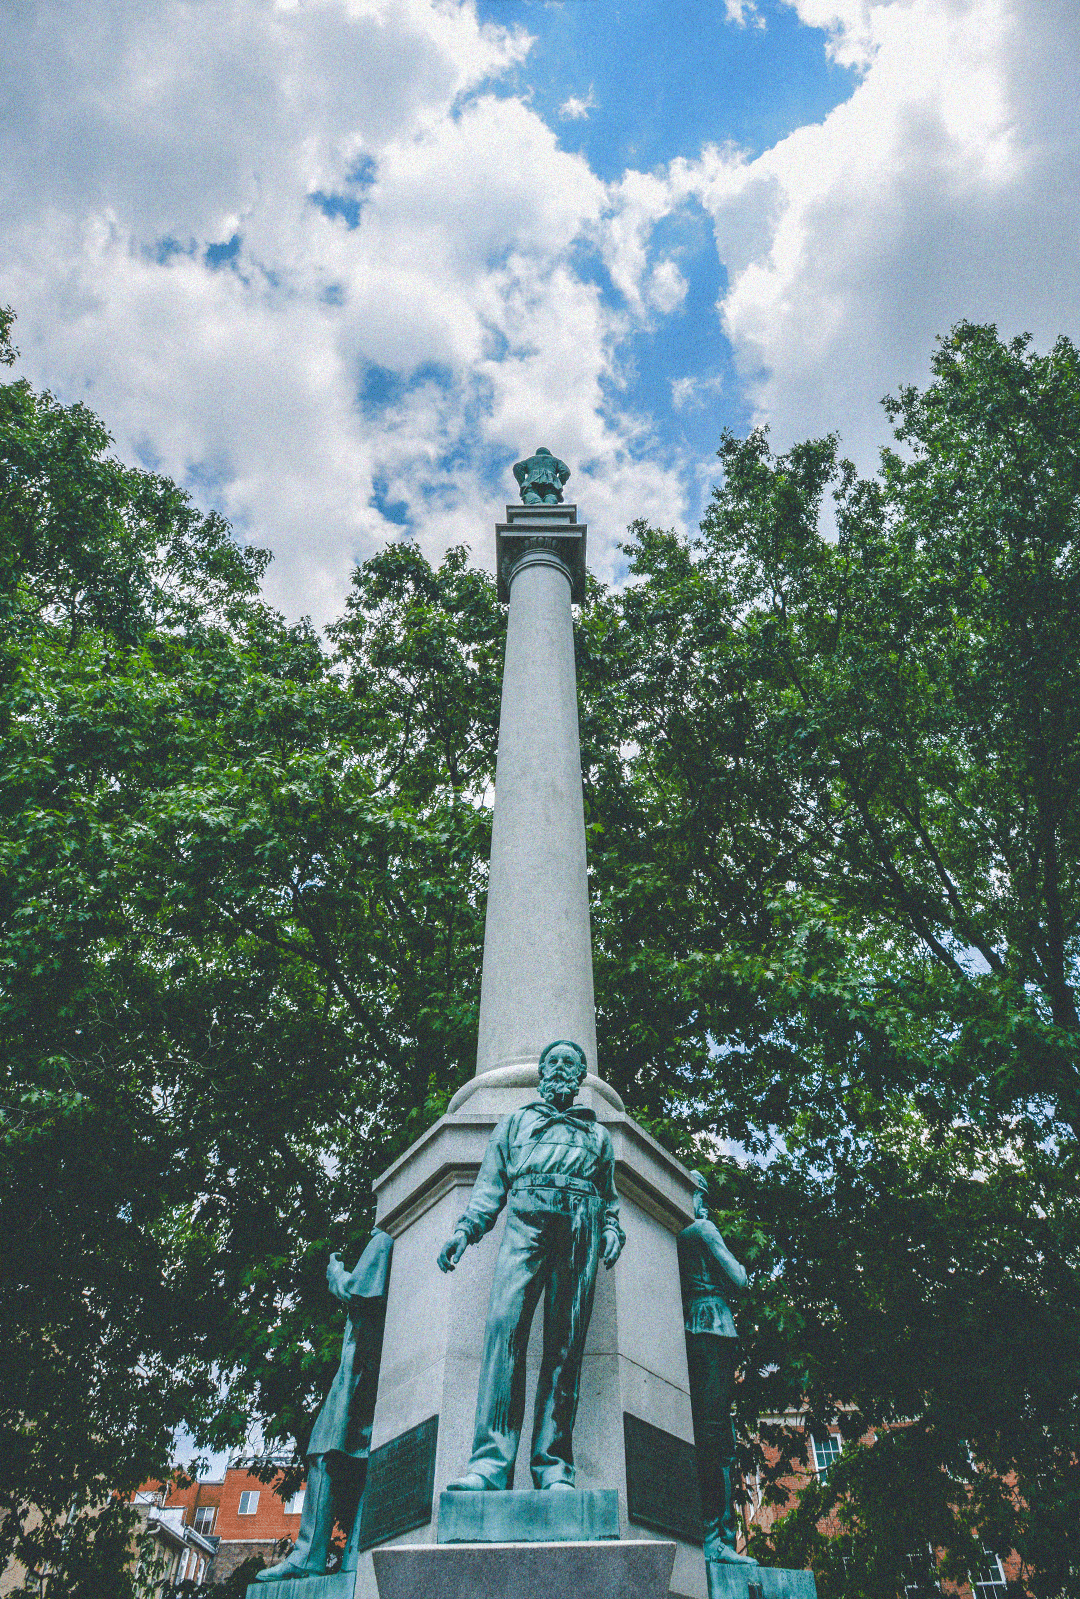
[
  {"left": 706, "top": 1567, "right": 817, "bottom": 1599},
  {"left": 437, "top": 1488, "right": 619, "bottom": 1544},
  {"left": 372, "top": 1538, "right": 676, "bottom": 1599},
  {"left": 245, "top": 1576, "right": 355, "bottom": 1599}
]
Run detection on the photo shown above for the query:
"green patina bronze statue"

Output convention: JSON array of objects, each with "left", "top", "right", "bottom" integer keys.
[
  {"left": 677, "top": 1172, "right": 758, "bottom": 1568},
  {"left": 436, "top": 1040, "right": 624, "bottom": 1490},
  {"left": 513, "top": 446, "right": 571, "bottom": 505},
  {"left": 255, "top": 1229, "right": 393, "bottom": 1583}
]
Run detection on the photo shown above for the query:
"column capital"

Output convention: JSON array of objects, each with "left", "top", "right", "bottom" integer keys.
[{"left": 495, "top": 503, "right": 588, "bottom": 605}]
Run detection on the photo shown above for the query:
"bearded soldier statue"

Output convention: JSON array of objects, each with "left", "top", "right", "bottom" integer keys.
[{"left": 436, "top": 1040, "right": 624, "bottom": 1491}]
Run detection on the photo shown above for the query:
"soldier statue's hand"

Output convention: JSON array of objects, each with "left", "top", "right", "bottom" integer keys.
[
  {"left": 601, "top": 1227, "right": 623, "bottom": 1269},
  {"left": 326, "top": 1252, "right": 351, "bottom": 1301},
  {"left": 437, "top": 1230, "right": 469, "bottom": 1273}
]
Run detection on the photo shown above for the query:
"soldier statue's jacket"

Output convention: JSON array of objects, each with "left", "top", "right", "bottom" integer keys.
[
  {"left": 676, "top": 1217, "right": 747, "bottom": 1338},
  {"left": 455, "top": 1101, "right": 624, "bottom": 1246},
  {"left": 306, "top": 1228, "right": 393, "bottom": 1461}
]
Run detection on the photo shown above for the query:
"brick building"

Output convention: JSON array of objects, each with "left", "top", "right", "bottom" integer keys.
[
  {"left": 140, "top": 1456, "right": 306, "bottom": 1587},
  {"left": 742, "top": 1413, "right": 1017, "bottom": 1598}
]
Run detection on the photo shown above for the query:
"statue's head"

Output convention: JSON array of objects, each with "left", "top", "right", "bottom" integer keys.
[
  {"left": 538, "top": 1039, "right": 588, "bottom": 1107},
  {"left": 691, "top": 1169, "right": 710, "bottom": 1220}
]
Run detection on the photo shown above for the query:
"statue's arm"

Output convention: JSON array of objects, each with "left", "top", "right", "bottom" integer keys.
[
  {"left": 598, "top": 1130, "right": 625, "bottom": 1267},
  {"left": 437, "top": 1118, "right": 512, "bottom": 1271},
  {"left": 700, "top": 1219, "right": 748, "bottom": 1291},
  {"left": 513, "top": 460, "right": 528, "bottom": 485},
  {"left": 327, "top": 1253, "right": 352, "bottom": 1302}
]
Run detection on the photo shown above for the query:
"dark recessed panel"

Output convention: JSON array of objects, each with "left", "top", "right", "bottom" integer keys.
[{"left": 623, "top": 1411, "right": 703, "bottom": 1546}]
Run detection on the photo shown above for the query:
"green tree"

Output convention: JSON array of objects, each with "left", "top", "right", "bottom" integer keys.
[
  {"left": 0, "top": 310, "right": 505, "bottom": 1591},
  {"left": 6, "top": 306, "right": 1079, "bottom": 1599},
  {"left": 593, "top": 324, "right": 1080, "bottom": 1596}
]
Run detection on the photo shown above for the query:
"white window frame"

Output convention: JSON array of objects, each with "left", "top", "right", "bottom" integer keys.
[
  {"left": 193, "top": 1505, "right": 216, "bottom": 1535},
  {"left": 811, "top": 1431, "right": 842, "bottom": 1481},
  {"left": 238, "top": 1490, "right": 260, "bottom": 1515},
  {"left": 285, "top": 1488, "right": 306, "bottom": 1516},
  {"left": 972, "top": 1551, "right": 1007, "bottom": 1598}
]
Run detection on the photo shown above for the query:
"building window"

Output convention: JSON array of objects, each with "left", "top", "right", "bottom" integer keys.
[
  {"left": 902, "top": 1545, "right": 942, "bottom": 1598},
  {"left": 972, "top": 1552, "right": 1007, "bottom": 1598},
  {"left": 285, "top": 1489, "right": 306, "bottom": 1516},
  {"left": 238, "top": 1491, "right": 260, "bottom": 1515},
  {"left": 193, "top": 1506, "right": 216, "bottom": 1534},
  {"left": 811, "top": 1433, "right": 842, "bottom": 1481}
]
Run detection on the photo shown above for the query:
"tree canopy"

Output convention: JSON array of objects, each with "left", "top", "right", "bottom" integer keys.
[{"left": 2, "top": 309, "right": 1077, "bottom": 1597}]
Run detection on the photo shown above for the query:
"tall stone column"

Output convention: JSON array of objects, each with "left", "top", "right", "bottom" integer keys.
[{"left": 448, "top": 501, "right": 618, "bottom": 1114}]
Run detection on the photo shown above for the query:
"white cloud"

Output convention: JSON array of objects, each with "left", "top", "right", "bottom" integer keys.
[
  {"left": 685, "top": 0, "right": 1080, "bottom": 473},
  {"left": 0, "top": 0, "right": 686, "bottom": 620},
  {"left": 4, "top": 0, "right": 1077, "bottom": 624},
  {"left": 559, "top": 88, "right": 596, "bottom": 120},
  {"left": 723, "top": 0, "right": 766, "bottom": 26},
  {"left": 671, "top": 373, "right": 724, "bottom": 411}
]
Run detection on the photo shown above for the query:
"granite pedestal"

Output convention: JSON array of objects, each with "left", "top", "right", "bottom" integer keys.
[
  {"left": 348, "top": 1103, "right": 709, "bottom": 1599},
  {"left": 372, "top": 1538, "right": 676, "bottom": 1599}
]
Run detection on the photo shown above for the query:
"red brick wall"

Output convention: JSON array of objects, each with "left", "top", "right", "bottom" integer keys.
[
  {"left": 142, "top": 1465, "right": 303, "bottom": 1542},
  {"left": 210, "top": 1466, "right": 303, "bottom": 1543}
]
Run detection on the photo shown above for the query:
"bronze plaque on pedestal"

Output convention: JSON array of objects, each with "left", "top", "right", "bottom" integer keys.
[
  {"left": 623, "top": 1411, "right": 703, "bottom": 1545},
  {"left": 357, "top": 1415, "right": 439, "bottom": 1551}
]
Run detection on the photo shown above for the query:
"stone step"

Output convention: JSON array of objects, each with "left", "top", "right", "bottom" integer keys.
[{"left": 372, "top": 1538, "right": 676, "bottom": 1599}]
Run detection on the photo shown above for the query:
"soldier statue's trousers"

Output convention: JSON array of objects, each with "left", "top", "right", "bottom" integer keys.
[
  {"left": 466, "top": 1186, "right": 603, "bottom": 1489},
  {"left": 685, "top": 1333, "right": 739, "bottom": 1551}
]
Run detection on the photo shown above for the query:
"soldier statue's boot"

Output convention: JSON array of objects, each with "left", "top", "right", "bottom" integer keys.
[
  {"left": 445, "top": 1473, "right": 492, "bottom": 1491},
  {"left": 709, "top": 1545, "right": 759, "bottom": 1566},
  {"left": 703, "top": 1502, "right": 758, "bottom": 1567},
  {"left": 254, "top": 1459, "right": 336, "bottom": 1581}
]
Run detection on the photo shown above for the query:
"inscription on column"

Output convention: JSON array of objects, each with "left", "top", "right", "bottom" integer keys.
[
  {"left": 623, "top": 1411, "right": 703, "bottom": 1545},
  {"left": 357, "top": 1415, "right": 439, "bottom": 1552}
]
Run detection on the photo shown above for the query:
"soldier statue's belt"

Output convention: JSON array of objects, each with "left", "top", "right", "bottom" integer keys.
[{"left": 511, "top": 1173, "right": 599, "bottom": 1197}]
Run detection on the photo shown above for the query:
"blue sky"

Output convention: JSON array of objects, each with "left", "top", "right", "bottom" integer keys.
[
  {"left": 478, "top": 0, "right": 857, "bottom": 177},
  {"left": 1, "top": 0, "right": 1077, "bottom": 619}
]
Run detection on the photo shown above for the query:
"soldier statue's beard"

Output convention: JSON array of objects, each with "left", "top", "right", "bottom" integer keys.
[{"left": 539, "top": 1061, "right": 584, "bottom": 1105}]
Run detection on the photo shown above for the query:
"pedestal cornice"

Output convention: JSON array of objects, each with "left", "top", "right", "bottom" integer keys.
[
  {"left": 372, "top": 1107, "right": 697, "bottom": 1238},
  {"left": 496, "top": 503, "right": 587, "bottom": 605}
]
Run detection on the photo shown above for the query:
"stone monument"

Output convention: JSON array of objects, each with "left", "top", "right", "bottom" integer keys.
[
  {"left": 249, "top": 452, "right": 808, "bottom": 1599},
  {"left": 345, "top": 455, "right": 710, "bottom": 1599}
]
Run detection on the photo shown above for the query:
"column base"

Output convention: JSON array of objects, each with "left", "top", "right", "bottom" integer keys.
[{"left": 447, "top": 1065, "right": 623, "bottom": 1116}]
